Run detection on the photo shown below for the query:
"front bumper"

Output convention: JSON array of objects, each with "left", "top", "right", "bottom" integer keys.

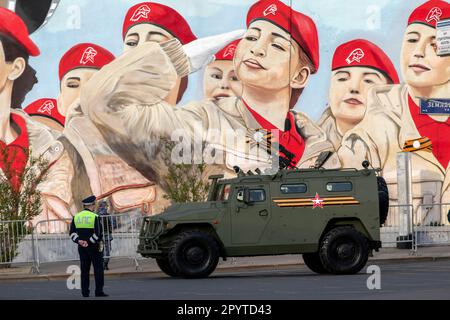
[{"left": 137, "top": 218, "right": 166, "bottom": 255}]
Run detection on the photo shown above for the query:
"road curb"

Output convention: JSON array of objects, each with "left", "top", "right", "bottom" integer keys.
[{"left": 2, "top": 255, "right": 450, "bottom": 282}]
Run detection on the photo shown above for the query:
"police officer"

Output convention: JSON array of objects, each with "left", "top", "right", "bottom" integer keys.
[{"left": 69, "top": 195, "right": 108, "bottom": 297}]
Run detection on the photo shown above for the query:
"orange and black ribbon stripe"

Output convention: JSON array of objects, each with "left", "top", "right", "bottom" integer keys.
[
  {"left": 402, "top": 136, "right": 433, "bottom": 153},
  {"left": 272, "top": 196, "right": 360, "bottom": 207}
]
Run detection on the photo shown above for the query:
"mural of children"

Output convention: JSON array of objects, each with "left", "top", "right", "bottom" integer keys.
[
  {"left": 203, "top": 39, "right": 243, "bottom": 101},
  {"left": 0, "top": 8, "right": 83, "bottom": 229},
  {"left": 83, "top": 0, "right": 340, "bottom": 190},
  {"left": 25, "top": 42, "right": 157, "bottom": 230},
  {"left": 318, "top": 39, "right": 399, "bottom": 150},
  {"left": 63, "top": 2, "right": 200, "bottom": 215},
  {"left": 33, "top": 3, "right": 201, "bottom": 222},
  {"left": 337, "top": 0, "right": 450, "bottom": 224},
  {"left": 23, "top": 98, "right": 65, "bottom": 132},
  {"left": 55, "top": 43, "right": 161, "bottom": 219}
]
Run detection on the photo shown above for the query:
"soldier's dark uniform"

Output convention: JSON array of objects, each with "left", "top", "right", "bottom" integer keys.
[{"left": 69, "top": 196, "right": 107, "bottom": 297}]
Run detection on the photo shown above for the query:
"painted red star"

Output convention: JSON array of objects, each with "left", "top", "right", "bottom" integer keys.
[{"left": 312, "top": 192, "right": 324, "bottom": 209}]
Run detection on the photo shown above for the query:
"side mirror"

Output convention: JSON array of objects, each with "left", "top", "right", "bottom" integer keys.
[
  {"left": 237, "top": 190, "right": 244, "bottom": 202},
  {"left": 447, "top": 210, "right": 450, "bottom": 224}
]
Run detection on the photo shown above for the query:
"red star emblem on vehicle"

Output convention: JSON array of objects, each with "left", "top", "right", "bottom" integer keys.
[{"left": 312, "top": 193, "right": 324, "bottom": 209}]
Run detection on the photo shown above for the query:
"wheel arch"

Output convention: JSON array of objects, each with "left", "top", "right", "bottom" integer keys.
[
  {"left": 321, "top": 218, "right": 372, "bottom": 241},
  {"left": 162, "top": 223, "right": 227, "bottom": 258}
]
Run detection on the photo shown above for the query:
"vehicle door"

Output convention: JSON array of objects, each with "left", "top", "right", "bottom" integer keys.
[{"left": 230, "top": 184, "right": 271, "bottom": 244}]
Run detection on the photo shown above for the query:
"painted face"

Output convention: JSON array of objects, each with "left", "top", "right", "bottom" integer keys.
[
  {"left": 401, "top": 24, "right": 450, "bottom": 88},
  {"left": 329, "top": 66, "right": 388, "bottom": 127},
  {"left": 59, "top": 68, "right": 97, "bottom": 116},
  {"left": 123, "top": 24, "right": 173, "bottom": 52},
  {"left": 234, "top": 20, "right": 303, "bottom": 91},
  {"left": 203, "top": 60, "right": 242, "bottom": 100}
]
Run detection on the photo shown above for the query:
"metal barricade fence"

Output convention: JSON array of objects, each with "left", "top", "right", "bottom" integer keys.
[
  {"left": 34, "top": 218, "right": 75, "bottom": 268},
  {"left": 98, "top": 212, "right": 143, "bottom": 269},
  {"left": 381, "top": 204, "right": 415, "bottom": 251},
  {"left": 32, "top": 212, "right": 145, "bottom": 272},
  {"left": 415, "top": 203, "right": 450, "bottom": 246},
  {"left": 0, "top": 219, "right": 34, "bottom": 267}
]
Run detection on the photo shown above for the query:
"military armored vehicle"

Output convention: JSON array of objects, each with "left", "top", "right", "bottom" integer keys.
[{"left": 138, "top": 160, "right": 388, "bottom": 278}]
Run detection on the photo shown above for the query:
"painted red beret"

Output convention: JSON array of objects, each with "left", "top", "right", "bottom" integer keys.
[
  {"left": 59, "top": 43, "right": 115, "bottom": 80},
  {"left": 122, "top": 2, "right": 197, "bottom": 45},
  {"left": 332, "top": 39, "right": 400, "bottom": 84},
  {"left": 215, "top": 39, "right": 241, "bottom": 61},
  {"left": 24, "top": 98, "right": 65, "bottom": 127},
  {"left": 246, "top": 0, "right": 319, "bottom": 73},
  {"left": 408, "top": 0, "right": 449, "bottom": 28},
  {"left": 0, "top": 7, "right": 39, "bottom": 56}
]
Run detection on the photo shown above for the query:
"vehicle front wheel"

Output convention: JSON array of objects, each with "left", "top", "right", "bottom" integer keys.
[
  {"left": 156, "top": 258, "right": 180, "bottom": 277},
  {"left": 302, "top": 252, "right": 328, "bottom": 274},
  {"left": 319, "top": 226, "right": 369, "bottom": 275},
  {"left": 167, "top": 230, "right": 219, "bottom": 278}
]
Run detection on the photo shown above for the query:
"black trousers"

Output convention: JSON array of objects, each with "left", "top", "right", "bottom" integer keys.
[{"left": 78, "top": 245, "right": 104, "bottom": 296}]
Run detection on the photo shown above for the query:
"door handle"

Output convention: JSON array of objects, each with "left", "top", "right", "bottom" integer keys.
[{"left": 259, "top": 209, "right": 268, "bottom": 216}]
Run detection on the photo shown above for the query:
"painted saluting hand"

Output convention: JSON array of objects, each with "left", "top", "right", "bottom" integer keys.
[
  {"left": 82, "top": 29, "right": 245, "bottom": 115},
  {"left": 183, "top": 29, "right": 245, "bottom": 73}
]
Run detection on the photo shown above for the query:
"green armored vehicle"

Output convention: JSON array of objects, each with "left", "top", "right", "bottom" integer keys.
[{"left": 138, "top": 160, "right": 388, "bottom": 278}]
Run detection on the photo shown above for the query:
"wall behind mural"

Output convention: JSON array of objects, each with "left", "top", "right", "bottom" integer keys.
[{"left": 0, "top": 0, "right": 449, "bottom": 231}]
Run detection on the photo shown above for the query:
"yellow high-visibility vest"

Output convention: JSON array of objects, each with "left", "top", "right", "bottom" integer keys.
[{"left": 74, "top": 210, "right": 98, "bottom": 229}]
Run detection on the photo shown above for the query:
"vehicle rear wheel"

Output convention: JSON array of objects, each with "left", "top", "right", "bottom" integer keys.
[
  {"left": 302, "top": 252, "right": 328, "bottom": 274},
  {"left": 156, "top": 258, "right": 179, "bottom": 277},
  {"left": 167, "top": 230, "right": 219, "bottom": 278},
  {"left": 319, "top": 226, "right": 369, "bottom": 275},
  {"left": 377, "top": 176, "right": 389, "bottom": 226}
]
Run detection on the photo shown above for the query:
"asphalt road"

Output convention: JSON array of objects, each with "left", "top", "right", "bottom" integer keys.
[{"left": 1, "top": 259, "right": 450, "bottom": 300}]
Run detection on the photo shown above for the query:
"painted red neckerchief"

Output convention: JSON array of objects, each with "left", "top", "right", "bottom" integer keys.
[
  {"left": 408, "top": 95, "right": 450, "bottom": 169},
  {"left": 0, "top": 113, "right": 30, "bottom": 192},
  {"left": 244, "top": 101, "right": 305, "bottom": 168}
]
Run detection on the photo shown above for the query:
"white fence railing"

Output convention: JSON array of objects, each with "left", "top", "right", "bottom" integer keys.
[
  {"left": 1, "top": 213, "right": 146, "bottom": 273},
  {"left": 380, "top": 204, "right": 415, "bottom": 250},
  {"left": 0, "top": 220, "right": 35, "bottom": 267},
  {"left": 414, "top": 203, "right": 450, "bottom": 247}
]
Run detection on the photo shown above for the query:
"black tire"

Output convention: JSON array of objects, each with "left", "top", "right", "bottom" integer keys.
[
  {"left": 302, "top": 252, "right": 328, "bottom": 274},
  {"left": 319, "top": 226, "right": 369, "bottom": 275},
  {"left": 156, "top": 258, "right": 179, "bottom": 277},
  {"left": 167, "top": 230, "right": 219, "bottom": 278},
  {"left": 377, "top": 176, "right": 389, "bottom": 226}
]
